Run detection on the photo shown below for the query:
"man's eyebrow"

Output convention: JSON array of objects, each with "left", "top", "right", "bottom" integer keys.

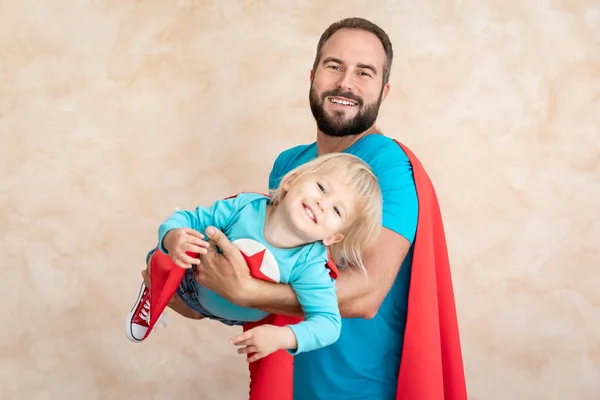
[
  {"left": 357, "top": 63, "right": 378, "bottom": 75},
  {"left": 322, "top": 57, "right": 378, "bottom": 75},
  {"left": 322, "top": 57, "right": 344, "bottom": 65}
]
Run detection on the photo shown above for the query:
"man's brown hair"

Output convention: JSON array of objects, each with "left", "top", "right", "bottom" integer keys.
[{"left": 312, "top": 17, "right": 394, "bottom": 84}]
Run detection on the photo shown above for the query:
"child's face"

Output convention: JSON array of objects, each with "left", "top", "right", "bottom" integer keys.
[{"left": 281, "top": 169, "right": 359, "bottom": 246}]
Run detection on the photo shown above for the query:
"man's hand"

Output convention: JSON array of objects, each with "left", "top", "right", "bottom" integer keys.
[
  {"left": 163, "top": 228, "right": 209, "bottom": 269},
  {"left": 194, "top": 226, "right": 257, "bottom": 306},
  {"left": 230, "top": 325, "right": 298, "bottom": 363}
]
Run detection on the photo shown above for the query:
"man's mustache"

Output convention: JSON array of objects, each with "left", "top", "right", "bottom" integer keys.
[{"left": 320, "top": 89, "right": 364, "bottom": 106}]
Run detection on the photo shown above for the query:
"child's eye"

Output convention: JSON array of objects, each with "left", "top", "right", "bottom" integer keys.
[
  {"left": 333, "top": 206, "right": 341, "bottom": 217},
  {"left": 317, "top": 183, "right": 325, "bottom": 192}
]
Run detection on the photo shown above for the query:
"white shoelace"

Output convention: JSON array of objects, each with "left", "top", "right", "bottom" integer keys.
[{"left": 139, "top": 300, "right": 168, "bottom": 330}]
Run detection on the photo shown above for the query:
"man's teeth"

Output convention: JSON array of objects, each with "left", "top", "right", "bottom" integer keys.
[
  {"left": 305, "top": 206, "right": 315, "bottom": 221},
  {"left": 329, "top": 98, "right": 356, "bottom": 106}
]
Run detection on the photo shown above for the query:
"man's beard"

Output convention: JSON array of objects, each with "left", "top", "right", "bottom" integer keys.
[{"left": 309, "top": 85, "right": 383, "bottom": 137}]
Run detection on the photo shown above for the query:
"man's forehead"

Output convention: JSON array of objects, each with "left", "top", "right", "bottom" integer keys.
[{"left": 320, "top": 29, "right": 386, "bottom": 67}]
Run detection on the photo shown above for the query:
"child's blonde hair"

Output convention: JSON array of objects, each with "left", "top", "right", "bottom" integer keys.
[{"left": 270, "top": 152, "right": 383, "bottom": 273}]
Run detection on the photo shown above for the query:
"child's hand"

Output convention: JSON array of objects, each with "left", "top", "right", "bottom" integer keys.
[
  {"left": 231, "top": 325, "right": 298, "bottom": 363},
  {"left": 163, "top": 228, "right": 209, "bottom": 269}
]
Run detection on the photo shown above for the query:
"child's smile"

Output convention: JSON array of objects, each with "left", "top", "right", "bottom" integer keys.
[
  {"left": 302, "top": 202, "right": 318, "bottom": 223},
  {"left": 263, "top": 152, "right": 382, "bottom": 260},
  {"left": 277, "top": 169, "right": 360, "bottom": 246}
]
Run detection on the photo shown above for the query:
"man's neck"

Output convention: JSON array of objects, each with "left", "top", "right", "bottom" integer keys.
[{"left": 316, "top": 126, "right": 380, "bottom": 156}]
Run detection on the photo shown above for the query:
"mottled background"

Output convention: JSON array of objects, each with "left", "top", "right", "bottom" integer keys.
[{"left": 1, "top": 1, "right": 598, "bottom": 399}]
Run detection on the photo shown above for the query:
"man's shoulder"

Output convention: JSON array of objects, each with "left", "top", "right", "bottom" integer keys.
[
  {"left": 350, "top": 134, "right": 409, "bottom": 162},
  {"left": 347, "top": 135, "right": 413, "bottom": 182},
  {"left": 269, "top": 143, "right": 317, "bottom": 187},
  {"left": 275, "top": 142, "right": 317, "bottom": 164}
]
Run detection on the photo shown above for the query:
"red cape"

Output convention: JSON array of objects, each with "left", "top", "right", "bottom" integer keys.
[{"left": 145, "top": 140, "right": 467, "bottom": 400}]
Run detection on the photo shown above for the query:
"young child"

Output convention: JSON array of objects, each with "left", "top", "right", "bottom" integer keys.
[{"left": 125, "top": 153, "right": 383, "bottom": 361}]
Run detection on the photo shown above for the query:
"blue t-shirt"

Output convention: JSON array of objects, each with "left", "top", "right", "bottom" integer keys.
[
  {"left": 268, "top": 134, "right": 419, "bottom": 400},
  {"left": 157, "top": 193, "right": 341, "bottom": 354}
]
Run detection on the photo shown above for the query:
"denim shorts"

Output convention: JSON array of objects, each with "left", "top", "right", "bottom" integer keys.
[{"left": 176, "top": 268, "right": 247, "bottom": 327}]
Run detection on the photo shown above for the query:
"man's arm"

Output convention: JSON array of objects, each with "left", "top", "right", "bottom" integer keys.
[
  {"left": 245, "top": 227, "right": 409, "bottom": 319},
  {"left": 196, "top": 142, "right": 416, "bottom": 319},
  {"left": 198, "top": 226, "right": 410, "bottom": 320},
  {"left": 338, "top": 228, "right": 411, "bottom": 318}
]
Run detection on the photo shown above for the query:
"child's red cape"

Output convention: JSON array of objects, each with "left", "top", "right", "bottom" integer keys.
[{"left": 145, "top": 140, "right": 467, "bottom": 400}]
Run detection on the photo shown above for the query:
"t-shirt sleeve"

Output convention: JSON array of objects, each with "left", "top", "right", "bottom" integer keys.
[
  {"left": 156, "top": 196, "right": 243, "bottom": 254},
  {"left": 285, "top": 245, "right": 341, "bottom": 355},
  {"left": 268, "top": 152, "right": 284, "bottom": 193},
  {"left": 374, "top": 145, "right": 419, "bottom": 244}
]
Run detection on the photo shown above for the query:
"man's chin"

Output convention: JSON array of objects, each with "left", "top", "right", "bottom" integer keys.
[
  {"left": 325, "top": 106, "right": 358, "bottom": 118},
  {"left": 329, "top": 118, "right": 356, "bottom": 130},
  {"left": 324, "top": 114, "right": 357, "bottom": 128}
]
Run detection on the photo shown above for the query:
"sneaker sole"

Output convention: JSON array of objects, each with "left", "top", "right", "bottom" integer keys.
[{"left": 125, "top": 281, "right": 147, "bottom": 343}]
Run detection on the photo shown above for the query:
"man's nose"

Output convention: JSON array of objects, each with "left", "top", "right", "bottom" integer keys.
[{"left": 337, "top": 70, "right": 355, "bottom": 92}]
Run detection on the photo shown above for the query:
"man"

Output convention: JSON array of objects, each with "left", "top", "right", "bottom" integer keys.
[{"left": 191, "top": 17, "right": 419, "bottom": 400}]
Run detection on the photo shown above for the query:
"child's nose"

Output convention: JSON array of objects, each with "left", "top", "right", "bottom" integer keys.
[{"left": 317, "top": 199, "right": 328, "bottom": 211}]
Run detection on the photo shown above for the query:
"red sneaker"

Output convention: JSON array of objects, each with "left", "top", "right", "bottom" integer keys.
[{"left": 125, "top": 282, "right": 166, "bottom": 342}]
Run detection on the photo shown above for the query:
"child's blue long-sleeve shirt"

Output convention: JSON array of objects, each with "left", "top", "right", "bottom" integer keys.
[{"left": 156, "top": 192, "right": 341, "bottom": 355}]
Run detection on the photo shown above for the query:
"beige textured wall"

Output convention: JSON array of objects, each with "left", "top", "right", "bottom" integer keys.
[{"left": 1, "top": 1, "right": 598, "bottom": 399}]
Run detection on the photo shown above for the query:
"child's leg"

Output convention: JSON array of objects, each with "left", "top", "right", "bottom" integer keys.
[
  {"left": 125, "top": 251, "right": 203, "bottom": 343},
  {"left": 125, "top": 276, "right": 154, "bottom": 342},
  {"left": 140, "top": 266, "right": 203, "bottom": 320}
]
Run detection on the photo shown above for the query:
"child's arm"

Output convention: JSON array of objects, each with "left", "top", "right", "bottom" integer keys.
[
  {"left": 231, "top": 249, "right": 341, "bottom": 361},
  {"left": 282, "top": 256, "right": 342, "bottom": 353},
  {"left": 156, "top": 197, "right": 243, "bottom": 268}
]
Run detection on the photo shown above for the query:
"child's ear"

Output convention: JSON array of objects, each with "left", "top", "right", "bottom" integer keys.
[
  {"left": 323, "top": 233, "right": 344, "bottom": 246},
  {"left": 281, "top": 174, "right": 297, "bottom": 191}
]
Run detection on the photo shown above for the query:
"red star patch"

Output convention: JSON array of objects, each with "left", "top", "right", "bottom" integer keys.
[{"left": 241, "top": 249, "right": 277, "bottom": 283}]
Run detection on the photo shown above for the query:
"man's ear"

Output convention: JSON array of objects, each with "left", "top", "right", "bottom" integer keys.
[
  {"left": 381, "top": 82, "right": 391, "bottom": 102},
  {"left": 323, "top": 233, "right": 344, "bottom": 246},
  {"left": 309, "top": 69, "right": 314, "bottom": 82}
]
